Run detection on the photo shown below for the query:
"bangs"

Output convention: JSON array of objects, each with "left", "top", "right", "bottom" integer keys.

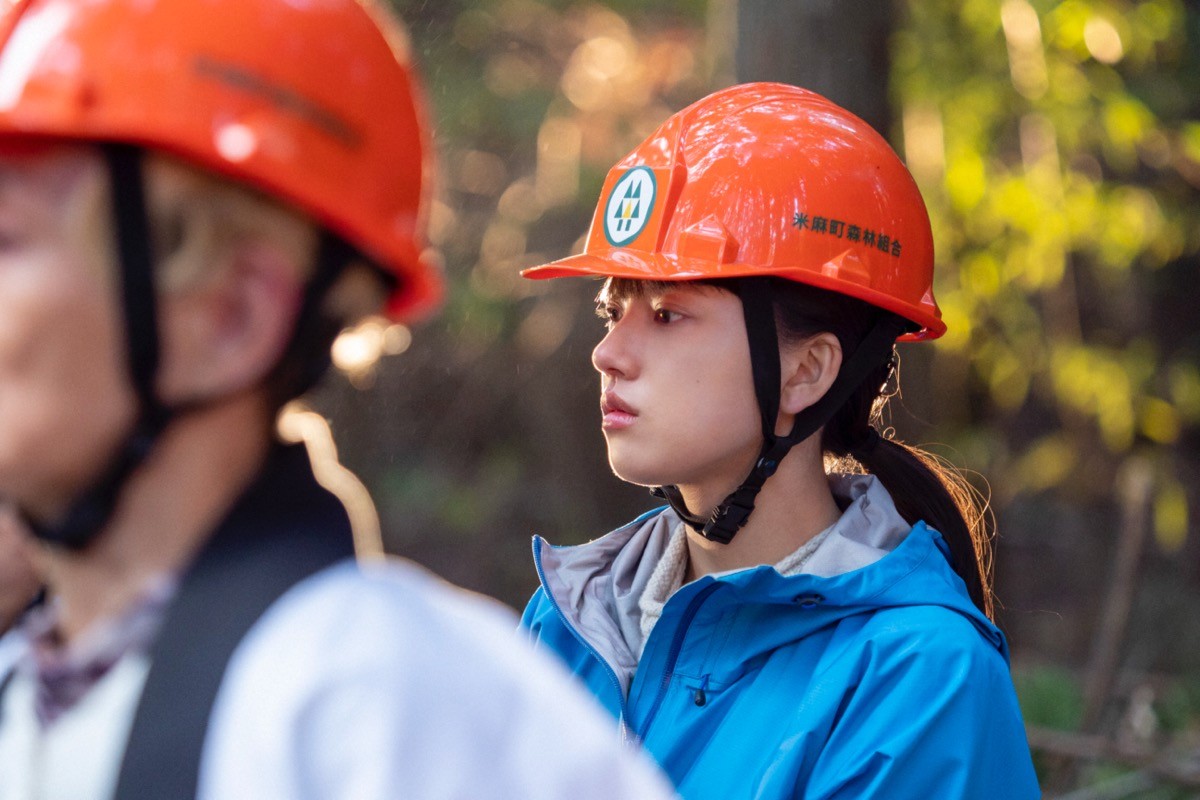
[{"left": 597, "top": 277, "right": 733, "bottom": 303}]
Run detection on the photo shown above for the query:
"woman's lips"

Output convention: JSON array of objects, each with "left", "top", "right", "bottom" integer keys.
[{"left": 601, "top": 392, "right": 637, "bottom": 430}]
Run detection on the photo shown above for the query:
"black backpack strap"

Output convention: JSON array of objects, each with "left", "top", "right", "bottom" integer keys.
[{"left": 113, "top": 444, "right": 356, "bottom": 800}]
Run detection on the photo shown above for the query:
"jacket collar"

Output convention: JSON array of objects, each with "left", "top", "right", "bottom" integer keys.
[{"left": 533, "top": 475, "right": 1004, "bottom": 690}]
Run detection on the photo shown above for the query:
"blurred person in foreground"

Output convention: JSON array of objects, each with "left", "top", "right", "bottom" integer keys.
[
  {"left": 0, "top": 2, "right": 676, "bottom": 798},
  {"left": 520, "top": 84, "right": 1039, "bottom": 798}
]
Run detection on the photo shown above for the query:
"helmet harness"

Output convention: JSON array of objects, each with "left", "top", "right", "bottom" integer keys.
[{"left": 653, "top": 278, "right": 909, "bottom": 544}]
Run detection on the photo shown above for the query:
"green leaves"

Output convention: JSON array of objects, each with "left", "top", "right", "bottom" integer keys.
[{"left": 895, "top": 0, "right": 1199, "bottom": 504}]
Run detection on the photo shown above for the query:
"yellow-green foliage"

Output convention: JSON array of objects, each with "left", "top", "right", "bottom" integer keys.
[{"left": 895, "top": 0, "right": 1197, "bottom": 549}]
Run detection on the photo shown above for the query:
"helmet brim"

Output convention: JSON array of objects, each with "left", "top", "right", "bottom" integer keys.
[{"left": 523, "top": 250, "right": 946, "bottom": 342}]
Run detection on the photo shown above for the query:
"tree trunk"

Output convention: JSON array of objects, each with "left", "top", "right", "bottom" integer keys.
[{"left": 735, "top": 0, "right": 896, "bottom": 135}]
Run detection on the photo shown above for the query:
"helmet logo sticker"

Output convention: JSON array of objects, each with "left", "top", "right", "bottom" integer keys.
[
  {"left": 603, "top": 167, "right": 657, "bottom": 246},
  {"left": 793, "top": 211, "right": 903, "bottom": 258}
]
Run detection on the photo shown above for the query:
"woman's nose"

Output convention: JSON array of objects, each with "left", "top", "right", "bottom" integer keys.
[{"left": 592, "top": 323, "right": 636, "bottom": 380}]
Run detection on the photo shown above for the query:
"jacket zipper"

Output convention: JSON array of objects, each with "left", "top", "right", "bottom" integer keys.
[
  {"left": 633, "top": 581, "right": 721, "bottom": 742},
  {"left": 532, "top": 539, "right": 633, "bottom": 736}
]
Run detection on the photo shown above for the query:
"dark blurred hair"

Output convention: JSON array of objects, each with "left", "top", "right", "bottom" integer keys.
[{"left": 265, "top": 261, "right": 392, "bottom": 412}]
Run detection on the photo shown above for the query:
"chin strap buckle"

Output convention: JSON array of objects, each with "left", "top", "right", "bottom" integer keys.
[
  {"left": 652, "top": 437, "right": 787, "bottom": 545},
  {"left": 699, "top": 500, "right": 752, "bottom": 544},
  {"left": 698, "top": 461, "right": 774, "bottom": 544}
]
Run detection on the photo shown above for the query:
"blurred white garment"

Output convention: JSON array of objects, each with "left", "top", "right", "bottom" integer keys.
[
  {"left": 0, "top": 558, "right": 677, "bottom": 800},
  {"left": 0, "top": 627, "right": 23, "bottom": 681}
]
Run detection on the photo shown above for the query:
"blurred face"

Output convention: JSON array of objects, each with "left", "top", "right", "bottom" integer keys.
[
  {"left": 0, "top": 144, "right": 136, "bottom": 521},
  {"left": 592, "top": 281, "right": 762, "bottom": 497}
]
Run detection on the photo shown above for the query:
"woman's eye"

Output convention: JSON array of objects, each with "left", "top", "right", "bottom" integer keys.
[{"left": 596, "top": 303, "right": 621, "bottom": 327}]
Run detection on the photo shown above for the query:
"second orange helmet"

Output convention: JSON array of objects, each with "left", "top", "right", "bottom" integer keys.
[{"left": 523, "top": 82, "right": 943, "bottom": 340}]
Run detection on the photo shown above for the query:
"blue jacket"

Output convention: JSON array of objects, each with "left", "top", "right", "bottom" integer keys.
[{"left": 522, "top": 477, "right": 1040, "bottom": 799}]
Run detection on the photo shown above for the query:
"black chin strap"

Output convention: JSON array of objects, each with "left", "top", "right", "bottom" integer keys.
[
  {"left": 653, "top": 277, "right": 908, "bottom": 545},
  {"left": 23, "top": 145, "right": 358, "bottom": 551},
  {"left": 271, "top": 230, "right": 358, "bottom": 399},
  {"left": 23, "top": 145, "right": 170, "bottom": 550}
]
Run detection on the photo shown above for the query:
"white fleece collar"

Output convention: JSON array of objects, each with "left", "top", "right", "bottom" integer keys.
[{"left": 633, "top": 474, "right": 907, "bottom": 654}]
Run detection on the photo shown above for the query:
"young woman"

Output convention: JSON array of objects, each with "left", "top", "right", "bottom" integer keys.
[{"left": 521, "top": 83, "right": 1040, "bottom": 798}]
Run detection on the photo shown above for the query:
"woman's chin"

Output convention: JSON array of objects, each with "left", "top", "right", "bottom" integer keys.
[{"left": 607, "top": 455, "right": 673, "bottom": 489}]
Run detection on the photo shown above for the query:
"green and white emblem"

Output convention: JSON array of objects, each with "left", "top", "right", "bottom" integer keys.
[{"left": 603, "top": 167, "right": 657, "bottom": 246}]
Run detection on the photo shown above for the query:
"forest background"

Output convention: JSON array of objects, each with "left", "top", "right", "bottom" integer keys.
[{"left": 296, "top": 0, "right": 1200, "bottom": 795}]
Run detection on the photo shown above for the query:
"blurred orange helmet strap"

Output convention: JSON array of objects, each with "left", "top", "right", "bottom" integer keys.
[
  {"left": 523, "top": 82, "right": 943, "bottom": 341},
  {"left": 0, "top": 0, "right": 442, "bottom": 321}
]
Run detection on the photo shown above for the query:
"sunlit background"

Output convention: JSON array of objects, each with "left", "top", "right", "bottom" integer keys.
[{"left": 290, "top": 1, "right": 1200, "bottom": 793}]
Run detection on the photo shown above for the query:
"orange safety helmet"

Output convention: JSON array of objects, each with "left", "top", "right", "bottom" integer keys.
[
  {"left": 526, "top": 83, "right": 943, "bottom": 545},
  {"left": 0, "top": 0, "right": 441, "bottom": 321},
  {"left": 523, "top": 82, "right": 943, "bottom": 340}
]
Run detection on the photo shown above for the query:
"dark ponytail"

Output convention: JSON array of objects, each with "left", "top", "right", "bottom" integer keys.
[{"left": 768, "top": 279, "right": 995, "bottom": 619}]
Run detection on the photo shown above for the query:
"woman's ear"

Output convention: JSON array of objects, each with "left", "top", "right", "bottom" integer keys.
[
  {"left": 776, "top": 332, "right": 842, "bottom": 436},
  {"left": 157, "top": 240, "right": 304, "bottom": 404}
]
